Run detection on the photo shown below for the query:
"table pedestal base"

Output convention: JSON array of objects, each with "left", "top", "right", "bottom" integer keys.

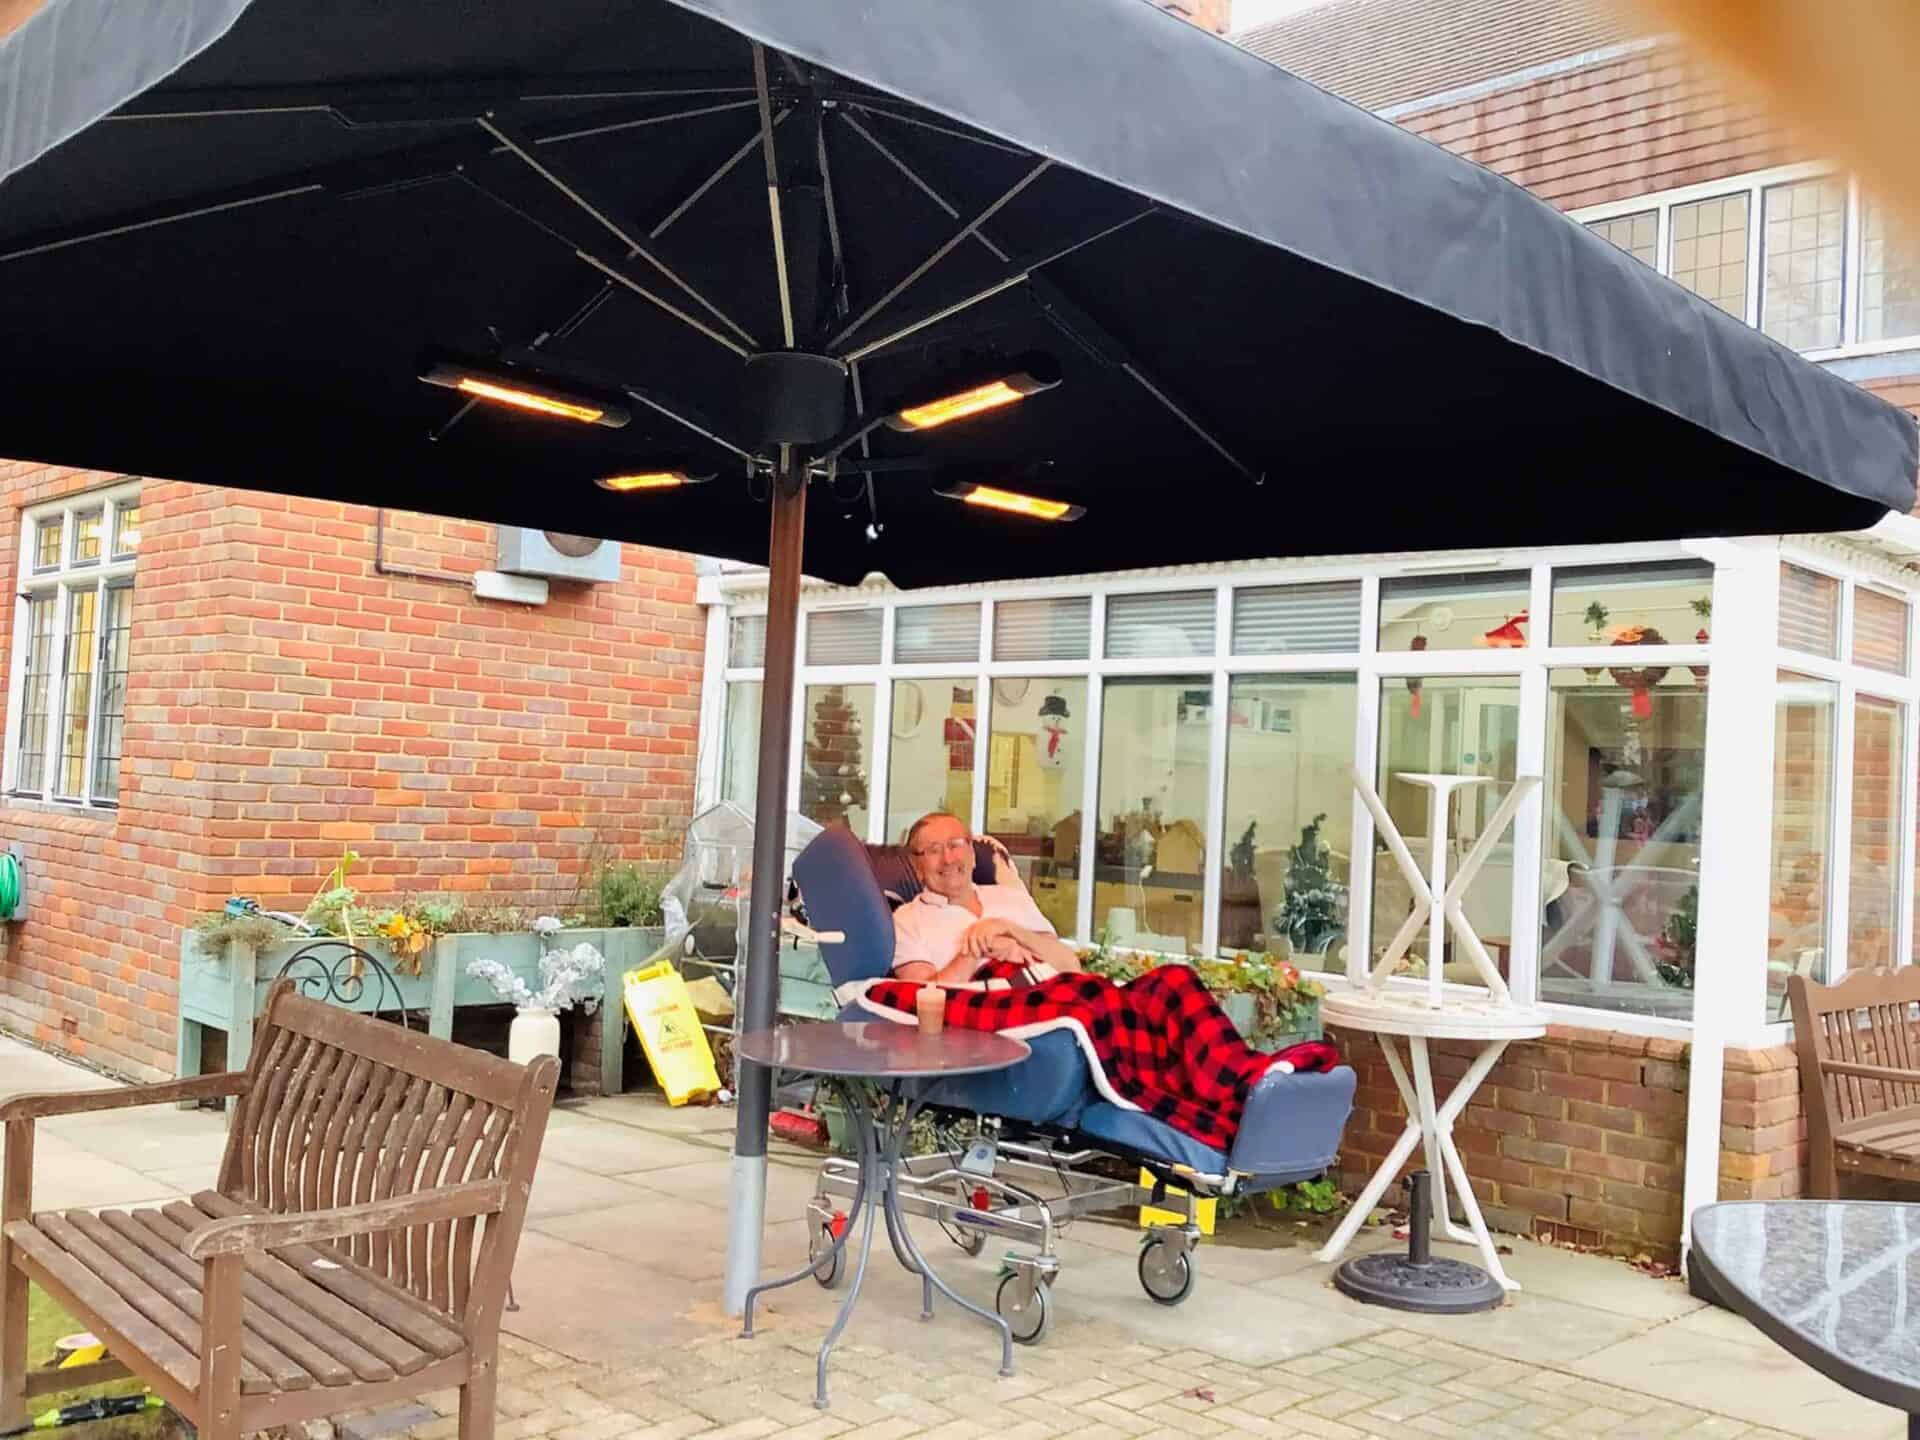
[
  {"left": 1332, "top": 1169, "right": 1504, "bottom": 1313},
  {"left": 739, "top": 1082, "right": 1013, "bottom": 1408}
]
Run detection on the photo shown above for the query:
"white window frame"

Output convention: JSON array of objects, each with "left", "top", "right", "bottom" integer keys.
[
  {"left": 1770, "top": 545, "right": 1920, "bottom": 1003},
  {"left": 5, "top": 482, "right": 140, "bottom": 809},
  {"left": 699, "top": 539, "right": 1733, "bottom": 1041},
  {"left": 1571, "top": 159, "right": 1920, "bottom": 362}
]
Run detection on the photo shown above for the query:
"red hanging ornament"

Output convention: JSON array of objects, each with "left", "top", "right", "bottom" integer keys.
[
  {"left": 1608, "top": 625, "right": 1669, "bottom": 719},
  {"left": 1481, "top": 610, "right": 1528, "bottom": 648}
]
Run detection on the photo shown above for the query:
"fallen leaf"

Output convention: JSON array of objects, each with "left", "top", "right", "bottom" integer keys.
[
  {"left": 1184, "top": 1388, "right": 1216, "bottom": 1404},
  {"left": 1497, "top": 1244, "right": 1513, "bottom": 1255}
]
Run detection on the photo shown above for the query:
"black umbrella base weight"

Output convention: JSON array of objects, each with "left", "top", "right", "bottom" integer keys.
[{"left": 1332, "top": 1170, "right": 1504, "bottom": 1315}]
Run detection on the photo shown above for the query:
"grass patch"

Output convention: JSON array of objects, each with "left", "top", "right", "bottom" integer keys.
[{"left": 20, "top": 1283, "right": 176, "bottom": 1436}]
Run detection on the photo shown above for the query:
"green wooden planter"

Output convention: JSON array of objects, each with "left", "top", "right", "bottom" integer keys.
[
  {"left": 177, "top": 925, "right": 667, "bottom": 1095},
  {"left": 1218, "top": 992, "right": 1323, "bottom": 1051}
]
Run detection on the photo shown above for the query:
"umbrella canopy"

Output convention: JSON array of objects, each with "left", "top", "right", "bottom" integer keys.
[
  {"left": 0, "top": 0, "right": 1910, "bottom": 593},
  {"left": 4, "top": 0, "right": 1915, "bottom": 1317}
]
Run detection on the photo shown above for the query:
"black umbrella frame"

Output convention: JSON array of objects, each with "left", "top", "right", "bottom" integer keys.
[{"left": 1, "top": 0, "right": 1915, "bottom": 1313}]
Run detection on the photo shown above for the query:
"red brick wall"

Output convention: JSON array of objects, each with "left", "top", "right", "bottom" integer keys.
[
  {"left": 0, "top": 465, "right": 704, "bottom": 1079},
  {"left": 1399, "top": 45, "right": 1810, "bottom": 213},
  {"left": 1331, "top": 1022, "right": 1687, "bottom": 1260}
]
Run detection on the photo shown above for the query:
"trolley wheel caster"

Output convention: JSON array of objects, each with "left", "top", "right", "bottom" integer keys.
[
  {"left": 810, "top": 1227, "right": 843, "bottom": 1290},
  {"left": 1138, "top": 1236, "right": 1196, "bottom": 1306},
  {"left": 954, "top": 1225, "right": 987, "bottom": 1258},
  {"left": 995, "top": 1274, "right": 1052, "bottom": 1345}
]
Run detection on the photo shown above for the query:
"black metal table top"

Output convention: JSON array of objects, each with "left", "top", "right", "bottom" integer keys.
[
  {"left": 736, "top": 1023, "right": 1029, "bottom": 1080},
  {"left": 1692, "top": 1200, "right": 1920, "bottom": 1414}
]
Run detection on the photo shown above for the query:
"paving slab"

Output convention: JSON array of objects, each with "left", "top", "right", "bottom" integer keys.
[
  {"left": 521, "top": 1158, "right": 653, "bottom": 1221},
  {"left": 1578, "top": 1320, "right": 1909, "bottom": 1440}
]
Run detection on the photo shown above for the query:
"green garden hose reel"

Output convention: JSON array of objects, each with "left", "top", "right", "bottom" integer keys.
[{"left": 0, "top": 851, "right": 19, "bottom": 923}]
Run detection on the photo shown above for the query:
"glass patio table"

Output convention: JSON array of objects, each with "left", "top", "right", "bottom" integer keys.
[
  {"left": 735, "top": 1022, "right": 1030, "bottom": 1409},
  {"left": 1692, "top": 1200, "right": 1920, "bottom": 1436}
]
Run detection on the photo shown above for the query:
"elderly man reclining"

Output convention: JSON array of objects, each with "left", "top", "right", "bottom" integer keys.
[{"left": 854, "top": 811, "right": 1339, "bottom": 1154}]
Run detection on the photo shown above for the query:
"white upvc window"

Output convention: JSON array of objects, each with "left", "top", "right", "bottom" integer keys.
[
  {"left": 1574, "top": 161, "right": 1920, "bottom": 361},
  {"left": 6, "top": 483, "right": 140, "bottom": 808}
]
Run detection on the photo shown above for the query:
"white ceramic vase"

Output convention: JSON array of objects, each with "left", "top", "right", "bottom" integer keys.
[{"left": 509, "top": 1006, "right": 561, "bottom": 1065}]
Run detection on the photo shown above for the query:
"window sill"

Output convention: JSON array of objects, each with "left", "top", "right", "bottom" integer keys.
[{"left": 0, "top": 798, "right": 117, "bottom": 833}]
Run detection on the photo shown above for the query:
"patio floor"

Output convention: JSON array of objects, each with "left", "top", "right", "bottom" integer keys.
[{"left": 0, "top": 1034, "right": 1904, "bottom": 1440}]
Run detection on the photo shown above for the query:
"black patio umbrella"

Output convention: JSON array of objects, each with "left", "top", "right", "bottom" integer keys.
[{"left": 1, "top": 0, "right": 1913, "bottom": 1310}]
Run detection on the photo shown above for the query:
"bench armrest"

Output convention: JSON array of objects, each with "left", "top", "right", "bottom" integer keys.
[
  {"left": 0, "top": 1072, "right": 248, "bottom": 1124},
  {"left": 182, "top": 1178, "right": 511, "bottom": 1260},
  {"left": 1821, "top": 1059, "right": 1920, "bottom": 1086}
]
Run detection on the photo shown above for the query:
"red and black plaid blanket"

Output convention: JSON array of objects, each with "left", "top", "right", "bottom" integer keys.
[{"left": 859, "top": 961, "right": 1340, "bottom": 1153}]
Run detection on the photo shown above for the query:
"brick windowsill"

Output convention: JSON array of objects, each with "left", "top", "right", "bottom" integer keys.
[{"left": 0, "top": 801, "right": 117, "bottom": 835}]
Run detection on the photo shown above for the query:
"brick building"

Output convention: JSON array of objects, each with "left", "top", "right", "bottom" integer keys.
[
  {"left": 0, "top": 464, "right": 703, "bottom": 1079},
  {"left": 696, "top": 0, "right": 1920, "bottom": 1261}
]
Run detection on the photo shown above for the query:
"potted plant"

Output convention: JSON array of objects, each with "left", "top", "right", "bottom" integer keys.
[
  {"left": 1583, "top": 601, "right": 1610, "bottom": 679},
  {"left": 1690, "top": 596, "right": 1711, "bottom": 687},
  {"left": 468, "top": 932, "right": 607, "bottom": 1063},
  {"left": 1080, "top": 945, "right": 1325, "bottom": 1050},
  {"left": 1274, "top": 813, "right": 1346, "bottom": 959},
  {"left": 1656, "top": 883, "right": 1698, "bottom": 989}
]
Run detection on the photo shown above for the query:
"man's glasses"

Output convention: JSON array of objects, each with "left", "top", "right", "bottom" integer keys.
[{"left": 911, "top": 837, "right": 974, "bottom": 859}]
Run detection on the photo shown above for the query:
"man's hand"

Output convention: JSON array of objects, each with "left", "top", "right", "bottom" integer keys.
[{"left": 960, "top": 917, "right": 1023, "bottom": 958}]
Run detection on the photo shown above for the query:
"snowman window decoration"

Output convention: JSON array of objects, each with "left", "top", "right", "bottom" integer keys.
[{"left": 1036, "top": 692, "right": 1071, "bottom": 769}]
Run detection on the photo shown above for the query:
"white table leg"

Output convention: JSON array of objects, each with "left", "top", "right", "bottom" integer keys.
[
  {"left": 1434, "top": 1041, "right": 1518, "bottom": 1288},
  {"left": 1315, "top": 1063, "right": 1428, "bottom": 1267}
]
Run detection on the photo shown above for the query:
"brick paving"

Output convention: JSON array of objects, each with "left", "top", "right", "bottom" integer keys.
[{"left": 369, "top": 1327, "right": 1801, "bottom": 1440}]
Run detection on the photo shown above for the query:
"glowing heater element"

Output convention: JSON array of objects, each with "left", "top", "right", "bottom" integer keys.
[
  {"left": 938, "top": 482, "right": 1084, "bottom": 522},
  {"left": 418, "top": 353, "right": 631, "bottom": 429},
  {"left": 893, "top": 379, "right": 1024, "bottom": 430},
  {"left": 596, "top": 471, "right": 698, "bottom": 492},
  {"left": 886, "top": 357, "right": 1062, "bottom": 432},
  {"left": 456, "top": 378, "right": 604, "bottom": 424}
]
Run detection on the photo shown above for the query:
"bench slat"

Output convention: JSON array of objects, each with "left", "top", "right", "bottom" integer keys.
[
  {"left": 184, "top": 1194, "right": 465, "bottom": 1363},
  {"left": 97, "top": 1209, "right": 378, "bottom": 1387},
  {"left": 60, "top": 1212, "right": 313, "bottom": 1392},
  {"left": 147, "top": 1202, "right": 435, "bottom": 1377},
  {"left": 34, "top": 1213, "right": 275, "bottom": 1395},
  {"left": 275, "top": 996, "right": 526, "bottom": 1108},
  {"left": 5, "top": 1222, "right": 201, "bottom": 1400}
]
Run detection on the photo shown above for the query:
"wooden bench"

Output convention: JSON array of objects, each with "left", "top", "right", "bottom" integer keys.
[
  {"left": 0, "top": 980, "right": 558, "bottom": 1440},
  {"left": 1789, "top": 966, "right": 1920, "bottom": 1197}
]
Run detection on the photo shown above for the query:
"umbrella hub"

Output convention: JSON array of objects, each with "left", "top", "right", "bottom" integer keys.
[{"left": 741, "top": 350, "right": 849, "bottom": 448}]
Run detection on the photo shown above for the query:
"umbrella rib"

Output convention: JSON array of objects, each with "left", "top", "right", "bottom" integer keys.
[
  {"left": 834, "top": 110, "right": 1011, "bottom": 264},
  {"left": 826, "top": 158, "right": 1050, "bottom": 352},
  {"left": 813, "top": 109, "right": 869, "bottom": 465},
  {"left": 431, "top": 282, "right": 616, "bottom": 442},
  {"left": 0, "top": 185, "right": 322, "bottom": 264},
  {"left": 838, "top": 208, "right": 1153, "bottom": 364},
  {"left": 752, "top": 44, "right": 796, "bottom": 349},
  {"left": 621, "top": 385, "right": 756, "bottom": 462},
  {"left": 457, "top": 171, "right": 751, "bottom": 359},
  {"left": 477, "top": 113, "right": 759, "bottom": 349},
  {"left": 533, "top": 97, "right": 762, "bottom": 147},
  {"left": 841, "top": 101, "right": 1030, "bottom": 157},
  {"left": 575, "top": 250, "right": 752, "bottom": 359},
  {"left": 652, "top": 111, "right": 791, "bottom": 240}
]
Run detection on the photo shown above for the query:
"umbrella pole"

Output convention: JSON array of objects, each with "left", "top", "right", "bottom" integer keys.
[{"left": 725, "top": 450, "right": 807, "bottom": 1315}]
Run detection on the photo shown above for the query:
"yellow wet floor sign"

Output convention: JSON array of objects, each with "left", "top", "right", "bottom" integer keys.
[{"left": 624, "top": 960, "right": 721, "bottom": 1105}]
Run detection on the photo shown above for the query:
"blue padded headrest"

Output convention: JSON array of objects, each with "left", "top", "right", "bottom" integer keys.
[{"left": 791, "top": 825, "right": 996, "bottom": 986}]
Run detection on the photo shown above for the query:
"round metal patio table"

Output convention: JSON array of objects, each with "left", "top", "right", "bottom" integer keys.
[
  {"left": 735, "top": 1022, "right": 1030, "bottom": 1409},
  {"left": 1692, "top": 1200, "right": 1920, "bottom": 1436}
]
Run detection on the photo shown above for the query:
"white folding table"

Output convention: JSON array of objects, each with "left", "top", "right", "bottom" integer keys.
[{"left": 1315, "top": 768, "right": 1545, "bottom": 1291}]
